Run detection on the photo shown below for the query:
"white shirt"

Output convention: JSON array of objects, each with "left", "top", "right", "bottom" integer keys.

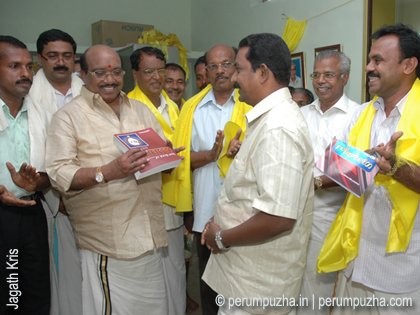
[
  {"left": 301, "top": 94, "right": 360, "bottom": 241},
  {"left": 190, "top": 89, "right": 235, "bottom": 233},
  {"left": 157, "top": 93, "right": 183, "bottom": 230},
  {"left": 203, "top": 88, "right": 314, "bottom": 314},
  {"left": 54, "top": 87, "right": 74, "bottom": 110},
  {"left": 345, "top": 93, "right": 420, "bottom": 293},
  {"left": 289, "top": 75, "right": 303, "bottom": 88}
]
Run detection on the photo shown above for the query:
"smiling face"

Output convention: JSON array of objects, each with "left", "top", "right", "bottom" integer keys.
[
  {"left": 82, "top": 45, "right": 123, "bottom": 106},
  {"left": 231, "top": 46, "right": 260, "bottom": 106},
  {"left": 312, "top": 56, "right": 348, "bottom": 109},
  {"left": 206, "top": 45, "right": 236, "bottom": 92},
  {"left": 0, "top": 43, "right": 33, "bottom": 102},
  {"left": 366, "top": 35, "right": 407, "bottom": 99},
  {"left": 38, "top": 40, "right": 74, "bottom": 84},
  {"left": 132, "top": 53, "right": 166, "bottom": 100},
  {"left": 164, "top": 68, "right": 186, "bottom": 105}
]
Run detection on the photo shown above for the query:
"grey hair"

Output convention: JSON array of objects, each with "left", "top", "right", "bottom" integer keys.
[{"left": 315, "top": 50, "right": 351, "bottom": 76}]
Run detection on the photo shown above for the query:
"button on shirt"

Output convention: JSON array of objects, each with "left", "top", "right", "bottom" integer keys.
[
  {"left": 345, "top": 93, "right": 420, "bottom": 293},
  {"left": 300, "top": 94, "right": 359, "bottom": 241},
  {"left": 191, "top": 89, "right": 235, "bottom": 232},
  {"left": 0, "top": 99, "right": 31, "bottom": 198},
  {"left": 46, "top": 87, "right": 168, "bottom": 259},
  {"left": 203, "top": 88, "right": 314, "bottom": 314}
]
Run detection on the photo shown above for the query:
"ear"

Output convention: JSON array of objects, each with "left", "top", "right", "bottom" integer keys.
[
  {"left": 259, "top": 64, "right": 269, "bottom": 84},
  {"left": 132, "top": 69, "right": 139, "bottom": 83},
  {"left": 403, "top": 57, "right": 418, "bottom": 76},
  {"left": 80, "top": 69, "right": 87, "bottom": 83},
  {"left": 342, "top": 72, "right": 349, "bottom": 86}
]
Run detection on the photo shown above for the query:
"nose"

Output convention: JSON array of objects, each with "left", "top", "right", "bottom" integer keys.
[
  {"left": 365, "top": 60, "right": 374, "bottom": 73},
  {"left": 318, "top": 74, "right": 327, "bottom": 83},
  {"left": 231, "top": 71, "right": 237, "bottom": 83},
  {"left": 104, "top": 72, "right": 115, "bottom": 84},
  {"left": 215, "top": 64, "right": 225, "bottom": 74},
  {"left": 153, "top": 69, "right": 161, "bottom": 79},
  {"left": 21, "top": 65, "right": 31, "bottom": 79}
]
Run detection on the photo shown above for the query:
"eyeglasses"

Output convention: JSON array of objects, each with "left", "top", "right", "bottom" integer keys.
[
  {"left": 309, "top": 72, "right": 342, "bottom": 80},
  {"left": 41, "top": 53, "right": 74, "bottom": 64},
  {"left": 88, "top": 69, "right": 125, "bottom": 80},
  {"left": 139, "top": 68, "right": 167, "bottom": 77},
  {"left": 206, "top": 62, "right": 234, "bottom": 72}
]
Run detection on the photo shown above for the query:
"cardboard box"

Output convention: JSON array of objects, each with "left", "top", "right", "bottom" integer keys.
[{"left": 92, "top": 20, "right": 154, "bottom": 47}]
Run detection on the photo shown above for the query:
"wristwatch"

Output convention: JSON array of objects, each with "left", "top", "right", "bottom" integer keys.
[
  {"left": 314, "top": 177, "right": 323, "bottom": 190},
  {"left": 95, "top": 166, "right": 105, "bottom": 184},
  {"left": 215, "top": 230, "right": 230, "bottom": 250}
]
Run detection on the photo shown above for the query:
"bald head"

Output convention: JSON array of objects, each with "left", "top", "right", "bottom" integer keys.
[{"left": 80, "top": 45, "right": 125, "bottom": 106}]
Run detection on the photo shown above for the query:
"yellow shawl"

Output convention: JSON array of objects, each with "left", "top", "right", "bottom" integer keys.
[
  {"left": 162, "top": 84, "right": 252, "bottom": 212},
  {"left": 317, "top": 78, "right": 420, "bottom": 273},
  {"left": 127, "top": 84, "right": 179, "bottom": 141}
]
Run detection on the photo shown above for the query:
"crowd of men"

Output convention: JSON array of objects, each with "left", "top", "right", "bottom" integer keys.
[{"left": 0, "top": 23, "right": 419, "bottom": 315}]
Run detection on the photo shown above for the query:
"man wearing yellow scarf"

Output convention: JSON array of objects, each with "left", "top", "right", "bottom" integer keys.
[
  {"left": 163, "top": 44, "right": 251, "bottom": 315},
  {"left": 318, "top": 24, "right": 420, "bottom": 314},
  {"left": 127, "top": 47, "right": 185, "bottom": 315}
]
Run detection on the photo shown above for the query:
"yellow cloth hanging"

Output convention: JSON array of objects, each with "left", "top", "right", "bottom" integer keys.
[
  {"left": 282, "top": 17, "right": 307, "bottom": 53},
  {"left": 127, "top": 84, "right": 179, "bottom": 141},
  {"left": 142, "top": 29, "right": 190, "bottom": 81},
  {"left": 317, "top": 79, "right": 420, "bottom": 273},
  {"left": 162, "top": 85, "right": 252, "bottom": 212}
]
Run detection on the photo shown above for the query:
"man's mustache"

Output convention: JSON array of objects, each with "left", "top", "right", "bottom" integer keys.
[
  {"left": 215, "top": 75, "right": 229, "bottom": 81},
  {"left": 367, "top": 71, "right": 380, "bottom": 78},
  {"left": 167, "top": 88, "right": 182, "bottom": 94},
  {"left": 53, "top": 66, "right": 69, "bottom": 71},
  {"left": 16, "top": 78, "right": 32, "bottom": 85},
  {"left": 99, "top": 83, "right": 119, "bottom": 88}
]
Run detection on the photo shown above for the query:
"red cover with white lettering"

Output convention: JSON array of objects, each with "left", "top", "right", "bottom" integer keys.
[{"left": 113, "top": 128, "right": 181, "bottom": 180}]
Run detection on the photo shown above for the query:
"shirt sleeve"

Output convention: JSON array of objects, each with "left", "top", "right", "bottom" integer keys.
[{"left": 46, "top": 109, "right": 83, "bottom": 195}]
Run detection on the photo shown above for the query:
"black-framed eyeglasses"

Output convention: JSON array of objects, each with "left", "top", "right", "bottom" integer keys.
[
  {"left": 139, "top": 68, "right": 167, "bottom": 77},
  {"left": 41, "top": 53, "right": 74, "bottom": 64},
  {"left": 87, "top": 69, "right": 125, "bottom": 80},
  {"left": 206, "top": 62, "right": 234, "bottom": 72}
]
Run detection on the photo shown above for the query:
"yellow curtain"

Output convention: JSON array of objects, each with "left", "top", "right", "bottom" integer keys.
[
  {"left": 141, "top": 29, "right": 190, "bottom": 81},
  {"left": 282, "top": 17, "right": 307, "bottom": 53}
]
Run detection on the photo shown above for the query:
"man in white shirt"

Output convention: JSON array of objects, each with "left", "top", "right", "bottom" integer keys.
[
  {"left": 29, "top": 29, "right": 83, "bottom": 315},
  {"left": 298, "top": 50, "right": 359, "bottom": 314},
  {"left": 128, "top": 46, "right": 186, "bottom": 315},
  {"left": 202, "top": 33, "right": 314, "bottom": 315},
  {"left": 317, "top": 24, "right": 420, "bottom": 315}
]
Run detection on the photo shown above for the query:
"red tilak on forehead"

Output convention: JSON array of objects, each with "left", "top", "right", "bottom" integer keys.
[{"left": 108, "top": 65, "right": 111, "bottom": 68}]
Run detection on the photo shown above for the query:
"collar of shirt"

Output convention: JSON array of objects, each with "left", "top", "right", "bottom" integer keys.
[
  {"left": 372, "top": 89, "right": 410, "bottom": 117},
  {"left": 80, "top": 86, "right": 132, "bottom": 112},
  {"left": 246, "top": 87, "right": 291, "bottom": 124},
  {"left": 157, "top": 93, "right": 168, "bottom": 114},
  {"left": 197, "top": 88, "right": 235, "bottom": 109},
  {"left": 54, "top": 87, "right": 73, "bottom": 98},
  {"left": 309, "top": 93, "right": 351, "bottom": 115},
  {"left": 0, "top": 97, "right": 28, "bottom": 131}
]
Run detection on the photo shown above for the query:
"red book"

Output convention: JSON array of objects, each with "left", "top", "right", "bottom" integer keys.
[{"left": 113, "top": 128, "right": 181, "bottom": 180}]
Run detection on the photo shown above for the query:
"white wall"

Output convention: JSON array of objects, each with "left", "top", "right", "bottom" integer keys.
[
  {"left": 191, "top": 0, "right": 365, "bottom": 103},
  {"left": 1, "top": 0, "right": 367, "bottom": 103},
  {"left": 0, "top": 0, "right": 192, "bottom": 51}
]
